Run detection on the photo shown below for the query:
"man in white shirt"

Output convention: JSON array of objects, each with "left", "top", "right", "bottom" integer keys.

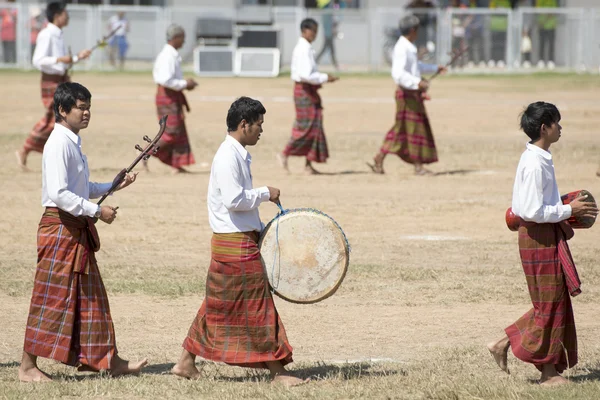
[
  {"left": 487, "top": 102, "right": 597, "bottom": 386},
  {"left": 150, "top": 24, "right": 198, "bottom": 174},
  {"left": 368, "top": 14, "right": 444, "bottom": 176},
  {"left": 107, "top": 11, "right": 129, "bottom": 70},
  {"left": 19, "top": 82, "right": 147, "bottom": 382},
  {"left": 16, "top": 2, "right": 91, "bottom": 171},
  {"left": 172, "top": 97, "right": 307, "bottom": 388},
  {"left": 279, "top": 18, "right": 339, "bottom": 175}
]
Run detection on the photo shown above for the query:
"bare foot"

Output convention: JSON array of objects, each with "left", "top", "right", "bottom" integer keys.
[
  {"left": 172, "top": 167, "right": 190, "bottom": 175},
  {"left": 276, "top": 153, "right": 289, "bottom": 172},
  {"left": 110, "top": 356, "right": 148, "bottom": 377},
  {"left": 271, "top": 374, "right": 310, "bottom": 388},
  {"left": 414, "top": 167, "right": 433, "bottom": 176},
  {"left": 366, "top": 161, "right": 384, "bottom": 175},
  {"left": 540, "top": 375, "right": 570, "bottom": 386},
  {"left": 304, "top": 165, "right": 321, "bottom": 175},
  {"left": 18, "top": 366, "right": 52, "bottom": 382},
  {"left": 171, "top": 361, "right": 201, "bottom": 380},
  {"left": 15, "top": 149, "right": 29, "bottom": 172},
  {"left": 487, "top": 339, "right": 510, "bottom": 374}
]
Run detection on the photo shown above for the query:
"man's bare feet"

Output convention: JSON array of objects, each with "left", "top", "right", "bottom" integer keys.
[
  {"left": 487, "top": 337, "right": 510, "bottom": 374},
  {"left": 540, "top": 375, "right": 570, "bottom": 386},
  {"left": 172, "top": 167, "right": 190, "bottom": 175},
  {"left": 414, "top": 167, "right": 433, "bottom": 176},
  {"left": 18, "top": 365, "right": 52, "bottom": 382},
  {"left": 15, "top": 149, "right": 29, "bottom": 172},
  {"left": 109, "top": 355, "right": 148, "bottom": 377},
  {"left": 171, "top": 361, "right": 202, "bottom": 380},
  {"left": 277, "top": 153, "right": 289, "bottom": 172},
  {"left": 304, "top": 164, "right": 321, "bottom": 175},
  {"left": 271, "top": 374, "right": 310, "bottom": 388}
]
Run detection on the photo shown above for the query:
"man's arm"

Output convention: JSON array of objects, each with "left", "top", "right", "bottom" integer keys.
[
  {"left": 89, "top": 181, "right": 113, "bottom": 199},
  {"left": 296, "top": 45, "right": 328, "bottom": 85},
  {"left": 518, "top": 167, "right": 571, "bottom": 223},
  {"left": 391, "top": 44, "right": 421, "bottom": 89},
  {"left": 214, "top": 157, "right": 270, "bottom": 212},
  {"left": 154, "top": 53, "right": 187, "bottom": 91}
]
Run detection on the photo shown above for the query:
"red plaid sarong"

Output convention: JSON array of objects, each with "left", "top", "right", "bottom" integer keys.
[
  {"left": 154, "top": 85, "right": 195, "bottom": 168},
  {"left": 23, "top": 208, "right": 117, "bottom": 370},
  {"left": 380, "top": 87, "right": 438, "bottom": 164},
  {"left": 282, "top": 82, "right": 328, "bottom": 163},
  {"left": 183, "top": 232, "right": 294, "bottom": 369},
  {"left": 24, "top": 73, "right": 70, "bottom": 153},
  {"left": 505, "top": 222, "right": 579, "bottom": 373}
]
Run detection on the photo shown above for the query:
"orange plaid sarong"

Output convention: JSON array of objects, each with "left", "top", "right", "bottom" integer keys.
[
  {"left": 23, "top": 208, "right": 117, "bottom": 370},
  {"left": 24, "top": 73, "right": 69, "bottom": 153},
  {"left": 183, "top": 232, "right": 294, "bottom": 369}
]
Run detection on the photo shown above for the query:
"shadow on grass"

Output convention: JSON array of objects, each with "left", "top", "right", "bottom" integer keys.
[
  {"left": 312, "top": 170, "right": 370, "bottom": 176},
  {"left": 525, "top": 368, "right": 600, "bottom": 384},
  {"left": 0, "top": 361, "right": 20, "bottom": 368},
  {"left": 433, "top": 169, "right": 480, "bottom": 176}
]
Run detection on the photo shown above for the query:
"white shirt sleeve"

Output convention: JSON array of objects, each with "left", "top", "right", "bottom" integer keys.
[
  {"left": 32, "top": 32, "right": 58, "bottom": 68},
  {"left": 153, "top": 52, "right": 187, "bottom": 91},
  {"left": 518, "top": 167, "right": 572, "bottom": 223},
  {"left": 44, "top": 145, "right": 100, "bottom": 218},
  {"left": 214, "top": 157, "right": 270, "bottom": 211},
  {"left": 89, "top": 182, "right": 113, "bottom": 199},
  {"left": 296, "top": 46, "right": 328, "bottom": 85},
  {"left": 392, "top": 45, "right": 421, "bottom": 90}
]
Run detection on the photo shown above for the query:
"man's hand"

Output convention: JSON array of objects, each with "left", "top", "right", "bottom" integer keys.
[
  {"left": 99, "top": 206, "right": 117, "bottom": 224},
  {"left": 437, "top": 65, "right": 447, "bottom": 74},
  {"left": 78, "top": 49, "right": 92, "bottom": 60},
  {"left": 570, "top": 195, "right": 599, "bottom": 219},
  {"left": 267, "top": 186, "right": 281, "bottom": 204},
  {"left": 418, "top": 79, "right": 430, "bottom": 92},
  {"left": 116, "top": 172, "right": 138, "bottom": 191},
  {"left": 327, "top": 75, "right": 339, "bottom": 83},
  {"left": 186, "top": 79, "right": 198, "bottom": 91}
]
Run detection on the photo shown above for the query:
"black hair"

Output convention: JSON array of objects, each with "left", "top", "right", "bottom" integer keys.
[
  {"left": 54, "top": 82, "right": 92, "bottom": 123},
  {"left": 46, "top": 2, "right": 66, "bottom": 24},
  {"left": 300, "top": 18, "right": 318, "bottom": 32},
  {"left": 519, "top": 101, "right": 561, "bottom": 142},
  {"left": 226, "top": 97, "right": 266, "bottom": 132}
]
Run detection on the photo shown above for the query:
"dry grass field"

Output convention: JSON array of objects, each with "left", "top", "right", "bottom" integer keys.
[{"left": 0, "top": 70, "right": 600, "bottom": 399}]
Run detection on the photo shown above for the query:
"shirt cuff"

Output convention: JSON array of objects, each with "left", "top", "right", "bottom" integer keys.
[
  {"left": 83, "top": 200, "right": 100, "bottom": 218},
  {"left": 562, "top": 204, "right": 572, "bottom": 220},
  {"left": 319, "top": 73, "right": 329, "bottom": 84},
  {"left": 257, "top": 186, "right": 270, "bottom": 202}
]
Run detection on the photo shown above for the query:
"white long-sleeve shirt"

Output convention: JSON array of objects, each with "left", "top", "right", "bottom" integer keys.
[
  {"left": 511, "top": 142, "right": 572, "bottom": 224},
  {"left": 42, "top": 124, "right": 112, "bottom": 218},
  {"left": 207, "top": 135, "right": 270, "bottom": 233},
  {"left": 391, "top": 36, "right": 438, "bottom": 90},
  {"left": 290, "top": 37, "right": 328, "bottom": 85},
  {"left": 153, "top": 44, "right": 187, "bottom": 91},
  {"left": 32, "top": 23, "right": 68, "bottom": 76}
]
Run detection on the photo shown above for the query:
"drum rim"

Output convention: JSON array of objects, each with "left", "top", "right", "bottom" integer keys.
[{"left": 259, "top": 207, "right": 350, "bottom": 305}]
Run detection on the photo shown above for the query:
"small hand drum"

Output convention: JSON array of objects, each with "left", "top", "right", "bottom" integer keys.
[
  {"left": 259, "top": 208, "right": 350, "bottom": 304},
  {"left": 505, "top": 189, "right": 596, "bottom": 231}
]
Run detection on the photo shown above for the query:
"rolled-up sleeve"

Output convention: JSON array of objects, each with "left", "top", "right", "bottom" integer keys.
[
  {"left": 518, "top": 167, "right": 572, "bottom": 223},
  {"left": 214, "top": 156, "right": 270, "bottom": 211}
]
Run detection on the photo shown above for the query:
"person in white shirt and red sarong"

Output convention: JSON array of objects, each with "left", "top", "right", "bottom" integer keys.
[
  {"left": 16, "top": 2, "right": 92, "bottom": 171},
  {"left": 19, "top": 82, "right": 147, "bottom": 382},
  {"left": 151, "top": 24, "right": 198, "bottom": 174},
  {"left": 278, "top": 18, "right": 339, "bottom": 175},
  {"left": 172, "top": 97, "right": 308, "bottom": 388},
  {"left": 487, "top": 102, "right": 598, "bottom": 386},
  {"left": 368, "top": 15, "right": 445, "bottom": 176}
]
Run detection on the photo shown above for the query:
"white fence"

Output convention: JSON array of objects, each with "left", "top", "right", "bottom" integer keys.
[{"left": 1, "top": 4, "right": 599, "bottom": 72}]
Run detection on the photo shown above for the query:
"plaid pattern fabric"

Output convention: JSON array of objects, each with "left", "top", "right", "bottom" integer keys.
[
  {"left": 23, "top": 208, "right": 117, "bottom": 370},
  {"left": 380, "top": 87, "right": 438, "bottom": 165},
  {"left": 505, "top": 222, "right": 578, "bottom": 373},
  {"left": 154, "top": 85, "right": 195, "bottom": 168},
  {"left": 282, "top": 83, "right": 329, "bottom": 163},
  {"left": 183, "top": 231, "right": 294, "bottom": 369},
  {"left": 23, "top": 73, "right": 70, "bottom": 153}
]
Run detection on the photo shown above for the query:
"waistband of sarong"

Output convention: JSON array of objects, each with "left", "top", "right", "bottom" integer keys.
[
  {"left": 396, "top": 87, "right": 422, "bottom": 98},
  {"left": 211, "top": 231, "right": 260, "bottom": 263},
  {"left": 519, "top": 221, "right": 581, "bottom": 297},
  {"left": 41, "top": 207, "right": 100, "bottom": 252},
  {"left": 294, "top": 82, "right": 322, "bottom": 108},
  {"left": 41, "top": 73, "right": 68, "bottom": 84},
  {"left": 156, "top": 84, "right": 190, "bottom": 112}
]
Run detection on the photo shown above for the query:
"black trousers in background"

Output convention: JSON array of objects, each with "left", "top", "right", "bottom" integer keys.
[
  {"left": 2, "top": 41, "right": 16, "bottom": 63},
  {"left": 539, "top": 29, "right": 555, "bottom": 63},
  {"left": 317, "top": 36, "right": 338, "bottom": 69}
]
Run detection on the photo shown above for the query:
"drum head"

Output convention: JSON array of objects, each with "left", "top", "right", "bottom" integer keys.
[{"left": 259, "top": 209, "right": 349, "bottom": 304}]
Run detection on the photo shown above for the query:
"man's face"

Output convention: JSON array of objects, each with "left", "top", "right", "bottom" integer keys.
[
  {"left": 244, "top": 114, "right": 264, "bottom": 146},
  {"left": 172, "top": 33, "right": 185, "bottom": 49},
  {"left": 546, "top": 121, "right": 562, "bottom": 143},
  {"left": 55, "top": 10, "right": 69, "bottom": 27},
  {"left": 303, "top": 27, "right": 317, "bottom": 43},
  {"left": 61, "top": 99, "right": 91, "bottom": 132}
]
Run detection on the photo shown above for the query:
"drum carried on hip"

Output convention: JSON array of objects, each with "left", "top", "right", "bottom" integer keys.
[
  {"left": 259, "top": 207, "right": 350, "bottom": 304},
  {"left": 505, "top": 189, "right": 596, "bottom": 231}
]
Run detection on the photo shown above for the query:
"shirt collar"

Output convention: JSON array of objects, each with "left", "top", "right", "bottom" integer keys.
[
  {"left": 47, "top": 23, "right": 62, "bottom": 35},
  {"left": 225, "top": 134, "right": 250, "bottom": 161},
  {"left": 299, "top": 37, "right": 311, "bottom": 47},
  {"left": 165, "top": 44, "right": 179, "bottom": 55},
  {"left": 526, "top": 142, "right": 552, "bottom": 160},
  {"left": 55, "top": 123, "right": 81, "bottom": 146},
  {"left": 400, "top": 35, "right": 417, "bottom": 52}
]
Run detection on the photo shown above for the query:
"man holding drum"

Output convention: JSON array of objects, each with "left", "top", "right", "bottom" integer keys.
[
  {"left": 172, "top": 97, "right": 307, "bottom": 387},
  {"left": 487, "top": 102, "right": 598, "bottom": 386}
]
